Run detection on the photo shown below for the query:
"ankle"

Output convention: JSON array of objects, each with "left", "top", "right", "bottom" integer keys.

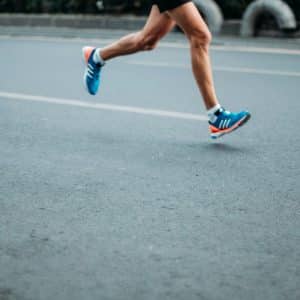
[
  {"left": 207, "top": 104, "right": 221, "bottom": 122},
  {"left": 93, "top": 48, "right": 106, "bottom": 66}
]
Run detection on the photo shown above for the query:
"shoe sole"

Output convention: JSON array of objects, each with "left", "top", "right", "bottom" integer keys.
[{"left": 210, "top": 113, "right": 251, "bottom": 139}]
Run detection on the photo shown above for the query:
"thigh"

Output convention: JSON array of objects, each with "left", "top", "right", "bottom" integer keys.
[
  {"left": 142, "top": 5, "right": 176, "bottom": 39},
  {"left": 167, "top": 2, "right": 210, "bottom": 36}
]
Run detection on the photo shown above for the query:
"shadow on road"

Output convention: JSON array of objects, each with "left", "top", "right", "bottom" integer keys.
[{"left": 201, "top": 142, "right": 249, "bottom": 153}]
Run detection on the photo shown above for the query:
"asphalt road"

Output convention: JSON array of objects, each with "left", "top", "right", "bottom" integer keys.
[{"left": 0, "top": 29, "right": 300, "bottom": 300}]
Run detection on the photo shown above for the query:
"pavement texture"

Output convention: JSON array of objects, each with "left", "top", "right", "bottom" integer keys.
[{"left": 0, "top": 29, "right": 300, "bottom": 300}]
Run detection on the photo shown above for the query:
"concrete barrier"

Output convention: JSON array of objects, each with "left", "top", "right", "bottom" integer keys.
[
  {"left": 193, "top": 0, "right": 224, "bottom": 34},
  {"left": 241, "top": 0, "right": 297, "bottom": 37}
]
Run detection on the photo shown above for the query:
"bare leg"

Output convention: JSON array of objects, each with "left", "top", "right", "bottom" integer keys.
[
  {"left": 100, "top": 6, "right": 175, "bottom": 61},
  {"left": 167, "top": 2, "right": 219, "bottom": 109}
]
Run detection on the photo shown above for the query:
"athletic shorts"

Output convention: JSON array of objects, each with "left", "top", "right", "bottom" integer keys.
[{"left": 151, "top": 0, "right": 192, "bottom": 13}]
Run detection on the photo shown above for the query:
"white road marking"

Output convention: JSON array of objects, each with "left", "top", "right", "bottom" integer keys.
[
  {"left": 159, "top": 41, "right": 300, "bottom": 56},
  {"left": 213, "top": 44, "right": 300, "bottom": 56},
  {"left": 0, "top": 91, "right": 207, "bottom": 122},
  {"left": 215, "top": 66, "right": 300, "bottom": 77},
  {"left": 128, "top": 60, "right": 300, "bottom": 77},
  {"left": 1, "top": 35, "right": 300, "bottom": 56}
]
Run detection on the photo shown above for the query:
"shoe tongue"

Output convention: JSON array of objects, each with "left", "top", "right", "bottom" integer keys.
[{"left": 214, "top": 107, "right": 224, "bottom": 116}]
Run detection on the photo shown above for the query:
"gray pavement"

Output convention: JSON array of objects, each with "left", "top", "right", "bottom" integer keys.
[{"left": 0, "top": 29, "right": 300, "bottom": 300}]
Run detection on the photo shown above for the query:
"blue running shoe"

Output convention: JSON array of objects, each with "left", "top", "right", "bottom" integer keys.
[
  {"left": 82, "top": 46, "right": 104, "bottom": 95},
  {"left": 209, "top": 108, "right": 251, "bottom": 139}
]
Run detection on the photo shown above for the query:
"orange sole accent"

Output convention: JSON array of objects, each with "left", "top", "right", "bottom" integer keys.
[
  {"left": 210, "top": 114, "right": 251, "bottom": 139},
  {"left": 82, "top": 46, "right": 95, "bottom": 64}
]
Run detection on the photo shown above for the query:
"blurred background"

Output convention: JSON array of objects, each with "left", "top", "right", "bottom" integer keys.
[
  {"left": 0, "top": 0, "right": 299, "bottom": 17},
  {"left": 0, "top": 0, "right": 299, "bottom": 37}
]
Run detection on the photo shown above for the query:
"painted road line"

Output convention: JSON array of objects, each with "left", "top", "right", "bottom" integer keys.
[
  {"left": 1, "top": 35, "right": 300, "bottom": 56},
  {"left": 0, "top": 91, "right": 207, "bottom": 122},
  {"left": 160, "top": 42, "right": 300, "bottom": 56},
  {"left": 212, "top": 45, "right": 300, "bottom": 56},
  {"left": 215, "top": 66, "right": 300, "bottom": 77},
  {"left": 127, "top": 60, "right": 300, "bottom": 77}
]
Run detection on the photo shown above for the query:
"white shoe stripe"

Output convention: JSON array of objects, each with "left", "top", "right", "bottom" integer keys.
[
  {"left": 88, "top": 63, "right": 94, "bottom": 70},
  {"left": 224, "top": 119, "right": 230, "bottom": 128},
  {"left": 219, "top": 120, "right": 224, "bottom": 129},
  {"left": 222, "top": 119, "right": 227, "bottom": 129},
  {"left": 225, "top": 119, "right": 231, "bottom": 128}
]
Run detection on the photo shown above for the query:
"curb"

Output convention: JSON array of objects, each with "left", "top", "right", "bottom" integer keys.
[
  {"left": 0, "top": 14, "right": 147, "bottom": 30},
  {"left": 0, "top": 13, "right": 299, "bottom": 37}
]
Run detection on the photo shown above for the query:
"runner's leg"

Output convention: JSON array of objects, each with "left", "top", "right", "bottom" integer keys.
[
  {"left": 167, "top": 2, "right": 218, "bottom": 109},
  {"left": 100, "top": 5, "right": 175, "bottom": 61},
  {"left": 168, "top": 2, "right": 251, "bottom": 138}
]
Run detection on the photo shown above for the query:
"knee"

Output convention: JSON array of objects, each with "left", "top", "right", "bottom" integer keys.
[
  {"left": 135, "top": 32, "right": 159, "bottom": 51},
  {"left": 188, "top": 28, "right": 212, "bottom": 50}
]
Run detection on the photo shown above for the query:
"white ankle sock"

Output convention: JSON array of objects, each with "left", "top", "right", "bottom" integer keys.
[
  {"left": 207, "top": 104, "right": 221, "bottom": 122},
  {"left": 93, "top": 48, "right": 105, "bottom": 66}
]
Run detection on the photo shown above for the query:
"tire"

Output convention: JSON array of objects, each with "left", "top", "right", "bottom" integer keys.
[
  {"left": 241, "top": 0, "right": 297, "bottom": 37},
  {"left": 193, "top": 0, "right": 224, "bottom": 34}
]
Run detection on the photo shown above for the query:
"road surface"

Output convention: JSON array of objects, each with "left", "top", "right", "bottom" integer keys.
[{"left": 0, "top": 28, "right": 299, "bottom": 300}]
